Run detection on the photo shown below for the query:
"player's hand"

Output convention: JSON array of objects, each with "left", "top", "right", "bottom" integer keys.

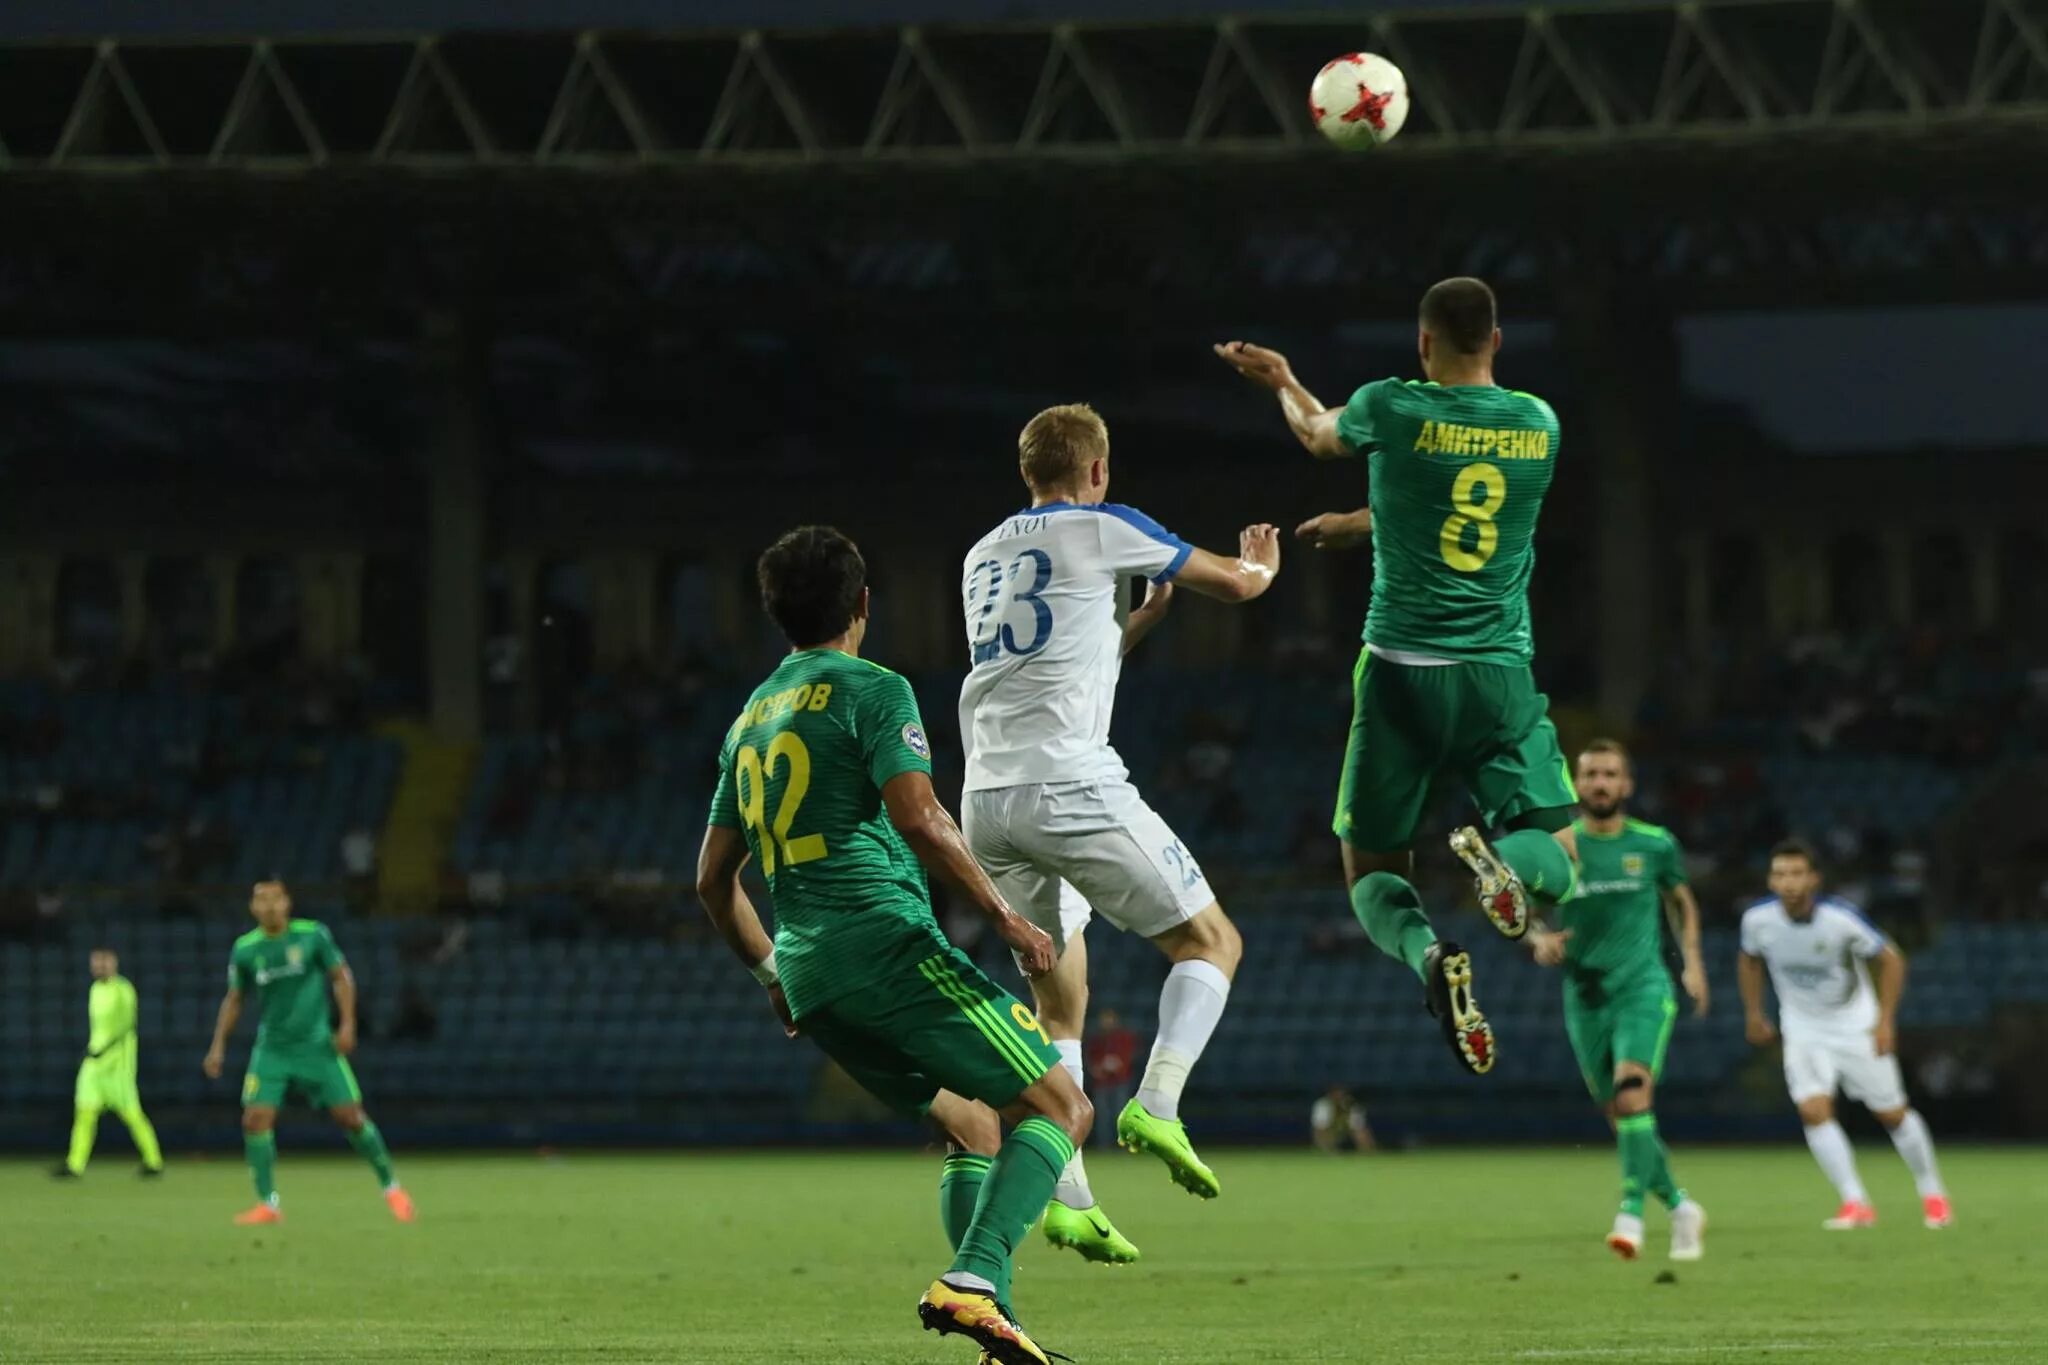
[
  {"left": 996, "top": 911, "right": 1057, "bottom": 977},
  {"left": 1295, "top": 510, "right": 1371, "bottom": 551},
  {"left": 1745, "top": 1014, "right": 1777, "bottom": 1048},
  {"left": 1240, "top": 523, "right": 1281, "bottom": 574},
  {"left": 332, "top": 1021, "right": 357, "bottom": 1056},
  {"left": 1212, "top": 340, "right": 1296, "bottom": 392},
  {"left": 1528, "top": 927, "right": 1571, "bottom": 967},
  {"left": 202, "top": 1047, "right": 224, "bottom": 1080},
  {"left": 767, "top": 983, "right": 798, "bottom": 1038},
  {"left": 1872, "top": 1019, "right": 1896, "bottom": 1057},
  {"left": 1682, "top": 963, "right": 1710, "bottom": 1017}
]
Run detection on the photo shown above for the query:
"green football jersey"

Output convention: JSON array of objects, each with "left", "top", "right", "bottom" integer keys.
[
  {"left": 227, "top": 919, "right": 344, "bottom": 1046},
  {"left": 1335, "top": 379, "right": 1562, "bottom": 665},
  {"left": 1559, "top": 819, "right": 1686, "bottom": 994},
  {"left": 708, "top": 647, "right": 942, "bottom": 1019}
]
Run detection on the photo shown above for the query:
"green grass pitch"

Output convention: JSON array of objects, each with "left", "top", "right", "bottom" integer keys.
[{"left": 2, "top": 1145, "right": 2042, "bottom": 1362}]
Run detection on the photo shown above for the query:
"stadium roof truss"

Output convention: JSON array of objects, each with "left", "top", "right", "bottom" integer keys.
[
  {"left": 0, "top": 0, "right": 2044, "bottom": 168},
  {"left": 0, "top": 1, "right": 2044, "bottom": 328}
]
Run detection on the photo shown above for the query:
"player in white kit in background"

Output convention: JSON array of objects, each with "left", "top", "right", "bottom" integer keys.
[
  {"left": 958, "top": 403, "right": 1281, "bottom": 1264},
  {"left": 1738, "top": 839, "right": 1952, "bottom": 1230}
]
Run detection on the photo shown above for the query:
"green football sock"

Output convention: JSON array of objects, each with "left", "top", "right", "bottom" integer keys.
[
  {"left": 1349, "top": 872, "right": 1437, "bottom": 983},
  {"left": 116, "top": 1104, "right": 164, "bottom": 1170},
  {"left": 1616, "top": 1112, "right": 1661, "bottom": 1217},
  {"left": 1493, "top": 829, "right": 1576, "bottom": 907},
  {"left": 1649, "top": 1131, "right": 1684, "bottom": 1210},
  {"left": 940, "top": 1152, "right": 991, "bottom": 1249},
  {"left": 245, "top": 1130, "right": 278, "bottom": 1203},
  {"left": 939, "top": 1152, "right": 1001, "bottom": 1297},
  {"left": 67, "top": 1106, "right": 102, "bottom": 1175},
  {"left": 950, "top": 1118, "right": 1071, "bottom": 1289},
  {"left": 346, "top": 1120, "right": 397, "bottom": 1189}
]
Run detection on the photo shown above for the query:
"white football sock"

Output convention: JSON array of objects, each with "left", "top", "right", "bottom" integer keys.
[
  {"left": 1050, "top": 1039, "right": 1094, "bottom": 1209},
  {"left": 1887, "top": 1110, "right": 1946, "bottom": 1198},
  {"left": 1804, "top": 1120, "right": 1869, "bottom": 1204},
  {"left": 1136, "top": 959, "right": 1231, "bottom": 1122}
]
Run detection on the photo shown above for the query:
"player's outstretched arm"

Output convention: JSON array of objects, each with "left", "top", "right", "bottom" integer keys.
[
  {"left": 880, "top": 771, "right": 1055, "bottom": 976},
  {"left": 1213, "top": 341, "right": 1348, "bottom": 459},
  {"left": 202, "top": 988, "right": 242, "bottom": 1078},
  {"left": 1296, "top": 509, "right": 1373, "bottom": 551},
  {"left": 329, "top": 963, "right": 359, "bottom": 1056},
  {"left": 1173, "top": 524, "right": 1281, "bottom": 604},
  {"left": 1667, "top": 884, "right": 1709, "bottom": 1016},
  {"left": 1121, "top": 579, "right": 1173, "bottom": 657},
  {"left": 694, "top": 825, "right": 796, "bottom": 1034},
  {"left": 1737, "top": 952, "right": 1774, "bottom": 1045},
  {"left": 1872, "top": 944, "right": 1906, "bottom": 1056}
]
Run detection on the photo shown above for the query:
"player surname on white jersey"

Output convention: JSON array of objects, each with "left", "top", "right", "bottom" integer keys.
[
  {"left": 1738, "top": 894, "right": 1888, "bottom": 1038},
  {"left": 958, "top": 502, "right": 1190, "bottom": 791}
]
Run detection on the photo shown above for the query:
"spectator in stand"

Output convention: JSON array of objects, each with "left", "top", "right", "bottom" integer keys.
[
  {"left": 1085, "top": 1009, "right": 1139, "bottom": 1149},
  {"left": 1311, "top": 1086, "right": 1376, "bottom": 1154}
]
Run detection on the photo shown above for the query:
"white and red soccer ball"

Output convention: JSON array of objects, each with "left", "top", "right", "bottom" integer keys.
[{"left": 1309, "top": 52, "right": 1409, "bottom": 149}]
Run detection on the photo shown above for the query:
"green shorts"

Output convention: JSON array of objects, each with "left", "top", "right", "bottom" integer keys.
[
  {"left": 243, "top": 1042, "right": 362, "bottom": 1110},
  {"left": 75, "top": 1058, "right": 141, "bottom": 1112},
  {"left": 799, "top": 945, "right": 1060, "bottom": 1118},
  {"left": 1332, "top": 647, "right": 1578, "bottom": 853},
  {"left": 1562, "top": 978, "right": 1679, "bottom": 1103}
]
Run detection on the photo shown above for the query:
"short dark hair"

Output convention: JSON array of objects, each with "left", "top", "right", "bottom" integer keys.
[
  {"left": 1420, "top": 277, "right": 1498, "bottom": 355},
  {"left": 91, "top": 945, "right": 116, "bottom": 957},
  {"left": 1770, "top": 838, "right": 1819, "bottom": 869},
  {"left": 757, "top": 526, "right": 867, "bottom": 649},
  {"left": 1580, "top": 737, "right": 1632, "bottom": 772}
]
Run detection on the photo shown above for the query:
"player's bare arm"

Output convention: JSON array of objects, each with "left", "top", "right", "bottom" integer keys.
[
  {"left": 694, "top": 824, "right": 797, "bottom": 1035},
  {"left": 1172, "top": 524, "right": 1281, "bottom": 603},
  {"left": 1738, "top": 951, "right": 1775, "bottom": 1045},
  {"left": 1295, "top": 508, "right": 1372, "bottom": 550},
  {"left": 1121, "top": 579, "right": 1174, "bottom": 657},
  {"left": 202, "top": 987, "right": 242, "bottom": 1078},
  {"left": 881, "top": 770, "right": 1056, "bottom": 976},
  {"left": 329, "top": 962, "right": 359, "bottom": 1056},
  {"left": 1212, "top": 342, "right": 1348, "bottom": 458},
  {"left": 1667, "top": 884, "right": 1709, "bottom": 1016},
  {"left": 1871, "top": 943, "right": 1906, "bottom": 1056}
]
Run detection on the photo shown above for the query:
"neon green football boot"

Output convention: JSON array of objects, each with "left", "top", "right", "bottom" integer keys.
[
  {"left": 1041, "top": 1200, "right": 1141, "bottom": 1264},
  {"left": 1116, "top": 1098, "right": 1220, "bottom": 1199}
]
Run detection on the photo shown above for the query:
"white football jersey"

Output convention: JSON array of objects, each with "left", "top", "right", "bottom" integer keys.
[
  {"left": 958, "top": 501, "right": 1191, "bottom": 791},
  {"left": 1739, "top": 896, "right": 1889, "bottom": 1040}
]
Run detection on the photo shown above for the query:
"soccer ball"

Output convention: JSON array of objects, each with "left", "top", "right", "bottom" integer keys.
[{"left": 1309, "top": 53, "right": 1409, "bottom": 149}]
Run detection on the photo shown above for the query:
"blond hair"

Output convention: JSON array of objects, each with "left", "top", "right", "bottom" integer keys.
[{"left": 1018, "top": 403, "right": 1108, "bottom": 492}]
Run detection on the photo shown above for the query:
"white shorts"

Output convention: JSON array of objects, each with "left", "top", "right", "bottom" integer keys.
[
  {"left": 962, "top": 778, "right": 1216, "bottom": 963},
  {"left": 1783, "top": 1032, "right": 1908, "bottom": 1111}
]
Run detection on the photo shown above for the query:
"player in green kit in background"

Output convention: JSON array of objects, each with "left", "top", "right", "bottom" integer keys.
[
  {"left": 1525, "top": 739, "right": 1708, "bottom": 1261},
  {"left": 1215, "top": 278, "right": 1580, "bottom": 1074},
  {"left": 203, "top": 881, "right": 415, "bottom": 1226},
  {"left": 54, "top": 947, "right": 165, "bottom": 1179},
  {"left": 695, "top": 525, "right": 1091, "bottom": 1365}
]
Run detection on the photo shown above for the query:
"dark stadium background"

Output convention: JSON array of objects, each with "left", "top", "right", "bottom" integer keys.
[{"left": 2, "top": 0, "right": 2045, "bottom": 1158}]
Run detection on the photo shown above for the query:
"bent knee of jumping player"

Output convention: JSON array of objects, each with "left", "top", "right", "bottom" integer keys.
[
  {"left": 1003, "top": 1067, "right": 1094, "bottom": 1149},
  {"left": 328, "top": 1103, "right": 367, "bottom": 1132},
  {"left": 1152, "top": 904, "right": 1242, "bottom": 978},
  {"left": 1869, "top": 1105, "right": 1908, "bottom": 1130},
  {"left": 1612, "top": 1065, "right": 1654, "bottom": 1117},
  {"left": 241, "top": 1106, "right": 276, "bottom": 1135},
  {"left": 1796, "top": 1095, "right": 1836, "bottom": 1127}
]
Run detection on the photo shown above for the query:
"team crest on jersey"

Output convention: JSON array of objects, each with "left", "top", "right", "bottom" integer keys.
[
  {"left": 1622, "top": 855, "right": 1644, "bottom": 876},
  {"left": 286, "top": 945, "right": 303, "bottom": 967},
  {"left": 902, "top": 722, "right": 930, "bottom": 760}
]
